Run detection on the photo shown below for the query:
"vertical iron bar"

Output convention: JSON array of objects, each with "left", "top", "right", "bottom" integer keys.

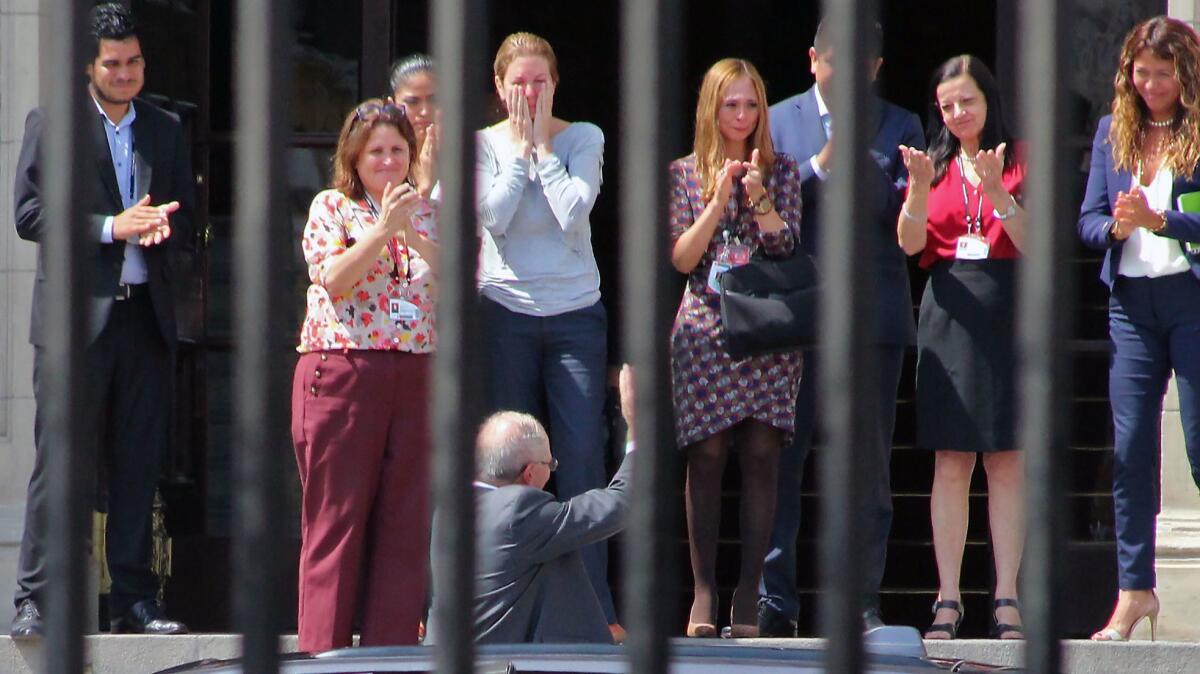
[
  {"left": 818, "top": 1, "right": 877, "bottom": 672},
  {"left": 429, "top": 1, "right": 486, "bottom": 673},
  {"left": 232, "top": 0, "right": 290, "bottom": 671},
  {"left": 41, "top": 0, "right": 91, "bottom": 671},
  {"left": 620, "top": 0, "right": 681, "bottom": 673},
  {"left": 1017, "top": 0, "right": 1071, "bottom": 672}
]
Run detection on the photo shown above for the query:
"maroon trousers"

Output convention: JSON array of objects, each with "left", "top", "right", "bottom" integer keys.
[{"left": 291, "top": 350, "right": 431, "bottom": 652}]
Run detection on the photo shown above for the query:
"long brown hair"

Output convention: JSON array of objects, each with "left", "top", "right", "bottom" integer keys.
[
  {"left": 331, "top": 98, "right": 418, "bottom": 201},
  {"left": 1109, "top": 16, "right": 1200, "bottom": 175},
  {"left": 692, "top": 58, "right": 776, "bottom": 203}
]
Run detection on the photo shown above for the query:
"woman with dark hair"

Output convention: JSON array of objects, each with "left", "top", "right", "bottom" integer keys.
[
  {"left": 1078, "top": 16, "right": 1200, "bottom": 642},
  {"left": 897, "top": 55, "right": 1027, "bottom": 640},
  {"left": 668, "top": 58, "right": 803, "bottom": 638},
  {"left": 390, "top": 54, "right": 438, "bottom": 199},
  {"left": 291, "top": 98, "right": 438, "bottom": 651}
]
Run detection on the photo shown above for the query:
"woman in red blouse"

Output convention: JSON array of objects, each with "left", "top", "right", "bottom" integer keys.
[
  {"left": 897, "top": 55, "right": 1027, "bottom": 640},
  {"left": 291, "top": 98, "right": 438, "bottom": 651}
]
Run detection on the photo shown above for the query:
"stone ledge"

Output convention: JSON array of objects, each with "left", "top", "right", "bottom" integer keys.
[{"left": 0, "top": 635, "right": 1197, "bottom": 673}]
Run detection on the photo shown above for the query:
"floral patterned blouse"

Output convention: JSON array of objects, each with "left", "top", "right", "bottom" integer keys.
[{"left": 297, "top": 188, "right": 437, "bottom": 354}]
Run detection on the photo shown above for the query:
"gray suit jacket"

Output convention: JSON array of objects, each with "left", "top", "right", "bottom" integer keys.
[{"left": 427, "top": 455, "right": 632, "bottom": 644}]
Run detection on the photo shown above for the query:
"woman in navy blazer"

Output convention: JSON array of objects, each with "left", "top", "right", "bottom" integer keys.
[{"left": 1078, "top": 16, "right": 1200, "bottom": 642}]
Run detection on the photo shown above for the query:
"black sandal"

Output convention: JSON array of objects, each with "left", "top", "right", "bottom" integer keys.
[
  {"left": 991, "top": 598, "right": 1024, "bottom": 640},
  {"left": 925, "top": 599, "right": 964, "bottom": 639}
]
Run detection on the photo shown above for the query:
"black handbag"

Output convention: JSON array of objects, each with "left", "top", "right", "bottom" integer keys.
[{"left": 718, "top": 251, "right": 819, "bottom": 359}]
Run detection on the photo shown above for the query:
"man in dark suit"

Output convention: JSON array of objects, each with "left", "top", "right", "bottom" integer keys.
[
  {"left": 757, "top": 19, "right": 925, "bottom": 636},
  {"left": 9, "top": 3, "right": 192, "bottom": 638},
  {"left": 427, "top": 369, "right": 635, "bottom": 645}
]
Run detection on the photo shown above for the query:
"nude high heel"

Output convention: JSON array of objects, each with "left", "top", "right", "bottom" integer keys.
[{"left": 1091, "top": 592, "right": 1160, "bottom": 642}]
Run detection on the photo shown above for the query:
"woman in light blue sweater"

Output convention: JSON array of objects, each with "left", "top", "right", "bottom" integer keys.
[{"left": 475, "top": 31, "right": 617, "bottom": 634}]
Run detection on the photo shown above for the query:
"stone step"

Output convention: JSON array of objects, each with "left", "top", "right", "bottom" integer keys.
[{"left": 2, "top": 635, "right": 1198, "bottom": 674}]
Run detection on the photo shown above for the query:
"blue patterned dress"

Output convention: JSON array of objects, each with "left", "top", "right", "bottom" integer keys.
[{"left": 667, "top": 153, "right": 805, "bottom": 448}]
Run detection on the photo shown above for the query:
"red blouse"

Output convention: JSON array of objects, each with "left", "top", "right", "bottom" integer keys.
[{"left": 918, "top": 149, "right": 1025, "bottom": 269}]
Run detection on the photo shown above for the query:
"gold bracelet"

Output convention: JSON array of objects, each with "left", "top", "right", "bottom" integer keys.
[{"left": 1149, "top": 209, "right": 1168, "bottom": 233}]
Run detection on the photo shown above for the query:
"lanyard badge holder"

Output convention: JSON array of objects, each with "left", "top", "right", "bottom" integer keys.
[
  {"left": 954, "top": 155, "right": 990, "bottom": 260},
  {"left": 707, "top": 230, "right": 752, "bottom": 293},
  {"left": 365, "top": 195, "right": 424, "bottom": 324}
]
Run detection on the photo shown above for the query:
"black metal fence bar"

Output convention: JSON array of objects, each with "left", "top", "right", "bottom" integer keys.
[
  {"left": 818, "top": 1, "right": 878, "bottom": 672},
  {"left": 42, "top": 0, "right": 92, "bottom": 672},
  {"left": 619, "top": 1, "right": 682, "bottom": 673},
  {"left": 429, "top": 0, "right": 487, "bottom": 672},
  {"left": 232, "top": 0, "right": 291, "bottom": 671},
  {"left": 1016, "top": 1, "right": 1072, "bottom": 672}
]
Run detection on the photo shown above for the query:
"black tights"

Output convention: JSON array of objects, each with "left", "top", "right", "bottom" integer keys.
[{"left": 685, "top": 419, "right": 782, "bottom": 626}]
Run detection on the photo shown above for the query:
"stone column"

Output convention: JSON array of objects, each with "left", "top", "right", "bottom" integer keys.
[
  {"left": 1160, "top": 0, "right": 1200, "bottom": 646},
  {"left": 0, "top": 0, "right": 42, "bottom": 623},
  {"left": 1156, "top": 377, "right": 1200, "bottom": 641}
]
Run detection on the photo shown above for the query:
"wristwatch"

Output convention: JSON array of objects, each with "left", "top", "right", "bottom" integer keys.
[
  {"left": 993, "top": 200, "right": 1018, "bottom": 221},
  {"left": 752, "top": 192, "right": 773, "bottom": 215}
]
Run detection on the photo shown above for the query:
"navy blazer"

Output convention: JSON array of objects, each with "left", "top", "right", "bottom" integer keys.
[
  {"left": 13, "top": 98, "right": 195, "bottom": 346},
  {"left": 1078, "top": 114, "right": 1200, "bottom": 287},
  {"left": 769, "top": 86, "right": 925, "bottom": 345}
]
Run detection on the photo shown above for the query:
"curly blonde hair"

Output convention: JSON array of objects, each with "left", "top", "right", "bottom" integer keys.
[
  {"left": 693, "top": 58, "right": 776, "bottom": 203},
  {"left": 1109, "top": 16, "right": 1200, "bottom": 176}
]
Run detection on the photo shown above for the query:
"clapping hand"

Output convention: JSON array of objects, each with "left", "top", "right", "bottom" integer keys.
[
  {"left": 416, "top": 111, "right": 440, "bottom": 196},
  {"left": 114, "top": 194, "right": 178, "bottom": 245},
  {"left": 974, "top": 142, "right": 1007, "bottom": 193},
  {"left": 379, "top": 181, "right": 421, "bottom": 237},
  {"left": 741, "top": 148, "right": 766, "bottom": 203},
  {"left": 506, "top": 86, "right": 534, "bottom": 159},
  {"left": 712, "top": 158, "right": 741, "bottom": 207},
  {"left": 1114, "top": 187, "right": 1158, "bottom": 231},
  {"left": 899, "top": 145, "right": 934, "bottom": 188}
]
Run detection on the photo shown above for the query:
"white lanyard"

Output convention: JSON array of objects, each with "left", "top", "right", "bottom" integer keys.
[{"left": 957, "top": 155, "right": 985, "bottom": 236}]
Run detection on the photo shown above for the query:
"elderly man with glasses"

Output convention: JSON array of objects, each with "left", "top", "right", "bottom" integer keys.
[{"left": 426, "top": 367, "right": 636, "bottom": 645}]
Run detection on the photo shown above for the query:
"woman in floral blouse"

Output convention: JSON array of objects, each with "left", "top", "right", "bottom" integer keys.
[
  {"left": 668, "top": 58, "right": 804, "bottom": 639},
  {"left": 290, "top": 98, "right": 437, "bottom": 651}
]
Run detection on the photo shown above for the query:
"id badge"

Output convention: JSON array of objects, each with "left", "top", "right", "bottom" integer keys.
[
  {"left": 389, "top": 297, "right": 423, "bottom": 323},
  {"left": 707, "top": 262, "right": 731, "bottom": 294},
  {"left": 955, "top": 234, "right": 990, "bottom": 260},
  {"left": 724, "top": 244, "right": 751, "bottom": 266}
]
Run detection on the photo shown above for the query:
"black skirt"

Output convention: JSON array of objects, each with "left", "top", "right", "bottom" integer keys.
[{"left": 916, "top": 259, "right": 1017, "bottom": 452}]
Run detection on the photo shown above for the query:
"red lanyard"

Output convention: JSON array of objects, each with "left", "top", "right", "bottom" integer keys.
[{"left": 365, "top": 196, "right": 412, "bottom": 287}]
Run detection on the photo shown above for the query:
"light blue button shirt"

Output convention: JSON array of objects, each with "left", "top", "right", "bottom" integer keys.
[
  {"left": 810, "top": 86, "right": 832, "bottom": 181},
  {"left": 95, "top": 97, "right": 148, "bottom": 285}
]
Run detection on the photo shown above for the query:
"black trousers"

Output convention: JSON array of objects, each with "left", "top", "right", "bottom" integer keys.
[{"left": 15, "top": 294, "right": 171, "bottom": 620}]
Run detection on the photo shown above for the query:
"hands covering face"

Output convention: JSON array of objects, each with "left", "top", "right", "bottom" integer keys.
[{"left": 505, "top": 81, "right": 555, "bottom": 156}]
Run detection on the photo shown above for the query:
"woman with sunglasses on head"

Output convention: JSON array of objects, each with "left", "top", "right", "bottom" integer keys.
[
  {"left": 1078, "top": 16, "right": 1200, "bottom": 642},
  {"left": 291, "top": 98, "right": 438, "bottom": 651},
  {"left": 390, "top": 53, "right": 439, "bottom": 200},
  {"left": 475, "top": 31, "right": 617, "bottom": 637},
  {"left": 668, "top": 58, "right": 803, "bottom": 639},
  {"left": 897, "top": 55, "right": 1027, "bottom": 641}
]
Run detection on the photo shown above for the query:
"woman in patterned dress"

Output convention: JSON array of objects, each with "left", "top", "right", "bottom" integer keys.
[
  {"left": 668, "top": 58, "right": 804, "bottom": 638},
  {"left": 290, "top": 98, "right": 438, "bottom": 651}
]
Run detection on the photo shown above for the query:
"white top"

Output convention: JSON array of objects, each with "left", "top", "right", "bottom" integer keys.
[
  {"left": 475, "top": 122, "right": 605, "bottom": 316},
  {"left": 1119, "top": 167, "right": 1190, "bottom": 278}
]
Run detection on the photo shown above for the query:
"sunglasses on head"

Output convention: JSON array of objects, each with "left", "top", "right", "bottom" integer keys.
[{"left": 354, "top": 99, "right": 406, "bottom": 124}]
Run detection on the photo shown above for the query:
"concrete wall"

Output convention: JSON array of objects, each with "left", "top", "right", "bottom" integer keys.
[{"left": 0, "top": 0, "right": 40, "bottom": 625}]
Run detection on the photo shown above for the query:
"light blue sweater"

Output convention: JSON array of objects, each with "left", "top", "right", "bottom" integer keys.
[{"left": 475, "top": 122, "right": 604, "bottom": 316}]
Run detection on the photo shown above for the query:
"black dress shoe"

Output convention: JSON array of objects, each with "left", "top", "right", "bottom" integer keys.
[
  {"left": 757, "top": 604, "right": 798, "bottom": 638},
  {"left": 111, "top": 599, "right": 188, "bottom": 635},
  {"left": 862, "top": 608, "right": 886, "bottom": 632},
  {"left": 10, "top": 599, "right": 43, "bottom": 639}
]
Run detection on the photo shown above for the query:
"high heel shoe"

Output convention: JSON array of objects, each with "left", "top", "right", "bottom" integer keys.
[
  {"left": 991, "top": 598, "right": 1024, "bottom": 640},
  {"left": 686, "top": 622, "right": 717, "bottom": 638},
  {"left": 924, "top": 599, "right": 964, "bottom": 640},
  {"left": 1091, "top": 592, "right": 1160, "bottom": 642},
  {"left": 721, "top": 589, "right": 760, "bottom": 638}
]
